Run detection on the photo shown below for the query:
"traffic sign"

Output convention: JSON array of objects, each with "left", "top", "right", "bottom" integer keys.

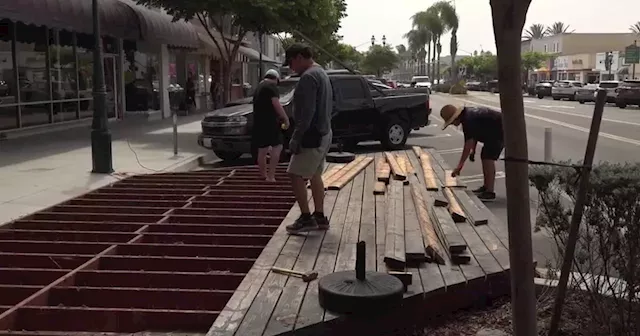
[{"left": 625, "top": 45, "right": 640, "bottom": 64}]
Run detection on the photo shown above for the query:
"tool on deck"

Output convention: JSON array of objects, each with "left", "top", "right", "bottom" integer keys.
[
  {"left": 271, "top": 266, "right": 319, "bottom": 282},
  {"left": 326, "top": 143, "right": 356, "bottom": 163},
  {"left": 318, "top": 241, "right": 404, "bottom": 314}
]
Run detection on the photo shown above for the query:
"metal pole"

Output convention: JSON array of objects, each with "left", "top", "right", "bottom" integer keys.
[
  {"left": 544, "top": 127, "right": 552, "bottom": 162},
  {"left": 258, "top": 31, "right": 264, "bottom": 79},
  {"left": 91, "top": 0, "right": 113, "bottom": 173},
  {"left": 633, "top": 40, "right": 637, "bottom": 80},
  {"left": 172, "top": 108, "right": 178, "bottom": 156},
  {"left": 548, "top": 89, "right": 607, "bottom": 335}
]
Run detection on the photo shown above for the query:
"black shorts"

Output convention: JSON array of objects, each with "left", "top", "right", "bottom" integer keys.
[
  {"left": 480, "top": 141, "right": 504, "bottom": 160},
  {"left": 252, "top": 126, "right": 283, "bottom": 149}
]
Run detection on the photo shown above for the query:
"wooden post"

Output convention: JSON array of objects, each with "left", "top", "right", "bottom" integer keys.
[
  {"left": 548, "top": 89, "right": 607, "bottom": 335},
  {"left": 489, "top": 0, "right": 537, "bottom": 335}
]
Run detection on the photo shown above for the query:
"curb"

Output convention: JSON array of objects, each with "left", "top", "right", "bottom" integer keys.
[{"left": 165, "top": 152, "right": 217, "bottom": 172}]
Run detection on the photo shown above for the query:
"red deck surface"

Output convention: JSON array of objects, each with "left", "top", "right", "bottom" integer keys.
[{"left": 0, "top": 166, "right": 295, "bottom": 335}]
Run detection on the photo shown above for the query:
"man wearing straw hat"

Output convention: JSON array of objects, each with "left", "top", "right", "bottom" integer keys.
[{"left": 440, "top": 104, "right": 503, "bottom": 201}]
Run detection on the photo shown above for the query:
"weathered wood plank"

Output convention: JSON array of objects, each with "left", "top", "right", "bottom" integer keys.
[
  {"left": 296, "top": 181, "right": 354, "bottom": 330},
  {"left": 403, "top": 184, "right": 426, "bottom": 264},
  {"left": 408, "top": 148, "right": 447, "bottom": 205},
  {"left": 384, "top": 152, "right": 406, "bottom": 180},
  {"left": 373, "top": 181, "right": 386, "bottom": 195},
  {"left": 375, "top": 157, "right": 390, "bottom": 183},
  {"left": 360, "top": 154, "right": 378, "bottom": 272},
  {"left": 431, "top": 205, "right": 468, "bottom": 256},
  {"left": 464, "top": 191, "right": 510, "bottom": 269},
  {"left": 328, "top": 157, "right": 373, "bottom": 190},
  {"left": 455, "top": 218, "right": 501, "bottom": 279},
  {"left": 384, "top": 180, "right": 406, "bottom": 270},
  {"left": 397, "top": 154, "right": 414, "bottom": 185},
  {"left": 443, "top": 187, "right": 467, "bottom": 223},
  {"left": 207, "top": 196, "right": 306, "bottom": 336},
  {"left": 264, "top": 190, "right": 340, "bottom": 336},
  {"left": 426, "top": 148, "right": 467, "bottom": 188},
  {"left": 466, "top": 191, "right": 510, "bottom": 250},
  {"left": 310, "top": 164, "right": 345, "bottom": 188},
  {"left": 405, "top": 267, "right": 423, "bottom": 298},
  {"left": 420, "top": 149, "right": 448, "bottom": 186},
  {"left": 451, "top": 188, "right": 489, "bottom": 226},
  {"left": 410, "top": 179, "right": 446, "bottom": 265},
  {"left": 324, "top": 156, "right": 365, "bottom": 187}
]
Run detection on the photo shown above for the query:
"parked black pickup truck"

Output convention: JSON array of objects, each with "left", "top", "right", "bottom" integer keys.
[{"left": 198, "top": 74, "right": 431, "bottom": 161}]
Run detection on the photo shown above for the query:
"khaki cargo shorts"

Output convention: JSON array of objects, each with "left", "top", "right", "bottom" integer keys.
[{"left": 287, "top": 132, "right": 332, "bottom": 179}]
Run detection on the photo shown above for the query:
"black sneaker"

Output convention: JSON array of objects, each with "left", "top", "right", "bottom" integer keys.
[
  {"left": 313, "top": 212, "right": 330, "bottom": 230},
  {"left": 286, "top": 214, "right": 318, "bottom": 234},
  {"left": 477, "top": 191, "right": 496, "bottom": 202},
  {"left": 472, "top": 186, "right": 487, "bottom": 194}
]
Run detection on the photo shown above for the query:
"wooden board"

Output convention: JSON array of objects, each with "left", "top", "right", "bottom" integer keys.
[
  {"left": 425, "top": 148, "right": 467, "bottom": 188},
  {"left": 360, "top": 154, "right": 378, "bottom": 272},
  {"left": 451, "top": 188, "right": 489, "bottom": 226},
  {"left": 398, "top": 152, "right": 415, "bottom": 175},
  {"left": 317, "top": 164, "right": 345, "bottom": 187},
  {"left": 324, "top": 156, "right": 365, "bottom": 187},
  {"left": 375, "top": 157, "right": 391, "bottom": 183},
  {"left": 444, "top": 169, "right": 467, "bottom": 188},
  {"left": 403, "top": 183, "right": 426, "bottom": 264},
  {"left": 443, "top": 187, "right": 467, "bottom": 223},
  {"left": 384, "top": 152, "right": 406, "bottom": 181},
  {"left": 412, "top": 146, "right": 440, "bottom": 191},
  {"left": 373, "top": 181, "right": 386, "bottom": 195},
  {"left": 410, "top": 179, "right": 446, "bottom": 265},
  {"left": 431, "top": 205, "right": 467, "bottom": 254},
  {"left": 328, "top": 157, "right": 373, "bottom": 190},
  {"left": 384, "top": 180, "right": 406, "bottom": 269}
]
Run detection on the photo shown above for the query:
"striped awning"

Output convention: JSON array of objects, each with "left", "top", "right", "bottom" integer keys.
[{"left": 0, "top": 0, "right": 140, "bottom": 40}]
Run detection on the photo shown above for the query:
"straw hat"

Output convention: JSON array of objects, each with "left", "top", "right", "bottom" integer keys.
[{"left": 440, "top": 104, "right": 464, "bottom": 130}]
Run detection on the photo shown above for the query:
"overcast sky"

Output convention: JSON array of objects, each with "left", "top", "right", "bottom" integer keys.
[{"left": 338, "top": 0, "right": 640, "bottom": 55}]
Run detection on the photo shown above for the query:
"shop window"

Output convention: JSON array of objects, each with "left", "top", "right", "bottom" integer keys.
[
  {"left": 49, "top": 29, "right": 78, "bottom": 123},
  {"left": 124, "top": 50, "right": 160, "bottom": 111},
  {"left": 75, "top": 34, "right": 94, "bottom": 120},
  {"left": 0, "top": 20, "right": 17, "bottom": 130},
  {"left": 17, "top": 23, "right": 51, "bottom": 127}
]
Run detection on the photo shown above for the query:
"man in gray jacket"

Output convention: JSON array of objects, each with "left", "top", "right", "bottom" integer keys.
[{"left": 283, "top": 43, "right": 333, "bottom": 234}]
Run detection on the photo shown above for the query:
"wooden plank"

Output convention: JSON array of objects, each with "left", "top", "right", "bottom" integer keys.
[
  {"left": 373, "top": 181, "right": 386, "bottom": 195},
  {"left": 420, "top": 149, "right": 448, "bottom": 186},
  {"left": 405, "top": 267, "right": 423, "bottom": 298},
  {"left": 410, "top": 179, "right": 446, "bottom": 265},
  {"left": 296, "top": 181, "right": 354, "bottom": 330},
  {"left": 263, "top": 190, "right": 340, "bottom": 335},
  {"left": 443, "top": 187, "right": 467, "bottom": 223},
  {"left": 425, "top": 148, "right": 467, "bottom": 188},
  {"left": 444, "top": 169, "right": 467, "bottom": 188},
  {"left": 451, "top": 188, "right": 489, "bottom": 226},
  {"left": 406, "top": 149, "right": 448, "bottom": 208},
  {"left": 466, "top": 191, "right": 510, "bottom": 250},
  {"left": 374, "top": 153, "right": 388, "bottom": 273},
  {"left": 384, "top": 180, "right": 406, "bottom": 269},
  {"left": 328, "top": 157, "right": 373, "bottom": 190},
  {"left": 207, "top": 197, "right": 307, "bottom": 336},
  {"left": 399, "top": 152, "right": 415, "bottom": 175},
  {"left": 431, "top": 205, "right": 468, "bottom": 256},
  {"left": 455, "top": 219, "right": 502, "bottom": 278},
  {"left": 375, "top": 157, "right": 390, "bottom": 183},
  {"left": 360, "top": 154, "right": 378, "bottom": 272},
  {"left": 324, "top": 156, "right": 365, "bottom": 187},
  {"left": 309, "top": 164, "right": 345, "bottom": 188},
  {"left": 384, "top": 152, "right": 406, "bottom": 180},
  {"left": 411, "top": 146, "right": 442, "bottom": 190},
  {"left": 403, "top": 184, "right": 426, "bottom": 264}
]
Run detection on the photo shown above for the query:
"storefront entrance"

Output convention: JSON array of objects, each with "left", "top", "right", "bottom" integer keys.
[{"left": 103, "top": 55, "right": 119, "bottom": 119}]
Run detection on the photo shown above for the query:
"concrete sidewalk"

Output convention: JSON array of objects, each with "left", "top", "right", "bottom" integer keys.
[{"left": 0, "top": 114, "right": 213, "bottom": 225}]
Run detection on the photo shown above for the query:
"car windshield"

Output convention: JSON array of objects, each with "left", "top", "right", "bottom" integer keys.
[
  {"left": 599, "top": 82, "right": 619, "bottom": 88},
  {"left": 278, "top": 80, "right": 298, "bottom": 96},
  {"left": 413, "top": 77, "right": 430, "bottom": 83}
]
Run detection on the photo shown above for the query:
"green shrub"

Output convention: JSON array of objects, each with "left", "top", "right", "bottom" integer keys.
[
  {"left": 433, "top": 83, "right": 452, "bottom": 93},
  {"left": 449, "top": 81, "right": 468, "bottom": 95}
]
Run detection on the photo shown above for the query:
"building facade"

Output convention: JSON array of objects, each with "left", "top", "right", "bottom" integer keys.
[{"left": 523, "top": 33, "right": 640, "bottom": 83}]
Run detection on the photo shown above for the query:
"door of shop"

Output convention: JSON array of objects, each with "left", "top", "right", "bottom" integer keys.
[{"left": 103, "top": 55, "right": 119, "bottom": 119}]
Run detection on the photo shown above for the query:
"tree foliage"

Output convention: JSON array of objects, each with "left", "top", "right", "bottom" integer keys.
[
  {"left": 524, "top": 23, "right": 546, "bottom": 39},
  {"left": 546, "top": 21, "right": 574, "bottom": 35},
  {"left": 360, "top": 45, "right": 399, "bottom": 77},
  {"left": 631, "top": 21, "right": 640, "bottom": 35},
  {"left": 457, "top": 52, "right": 498, "bottom": 80},
  {"left": 281, "top": 34, "right": 359, "bottom": 68},
  {"left": 521, "top": 51, "right": 549, "bottom": 72}
]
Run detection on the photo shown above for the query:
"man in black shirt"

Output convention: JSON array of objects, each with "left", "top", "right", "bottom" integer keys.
[
  {"left": 440, "top": 104, "right": 504, "bottom": 201},
  {"left": 252, "top": 69, "right": 290, "bottom": 182}
]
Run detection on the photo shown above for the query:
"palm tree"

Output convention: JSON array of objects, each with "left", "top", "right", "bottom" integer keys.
[
  {"left": 404, "top": 29, "right": 429, "bottom": 75},
  {"left": 631, "top": 21, "right": 640, "bottom": 34},
  {"left": 524, "top": 23, "right": 546, "bottom": 39},
  {"left": 432, "top": 1, "right": 459, "bottom": 82},
  {"left": 414, "top": 9, "right": 443, "bottom": 82},
  {"left": 411, "top": 12, "right": 435, "bottom": 78},
  {"left": 546, "top": 22, "right": 574, "bottom": 36},
  {"left": 426, "top": 7, "right": 445, "bottom": 83}
]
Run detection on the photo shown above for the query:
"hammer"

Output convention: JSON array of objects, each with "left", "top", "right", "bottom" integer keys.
[{"left": 271, "top": 266, "right": 318, "bottom": 282}]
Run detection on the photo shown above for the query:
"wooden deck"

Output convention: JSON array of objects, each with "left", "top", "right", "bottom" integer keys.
[{"left": 207, "top": 148, "right": 513, "bottom": 336}]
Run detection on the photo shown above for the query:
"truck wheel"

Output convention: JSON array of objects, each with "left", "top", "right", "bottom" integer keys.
[
  {"left": 617, "top": 102, "right": 627, "bottom": 109},
  {"left": 537, "top": 94, "right": 544, "bottom": 99},
  {"left": 578, "top": 100, "right": 585, "bottom": 104},
  {"left": 214, "top": 151, "right": 242, "bottom": 161},
  {"left": 553, "top": 96, "right": 560, "bottom": 100},
  {"left": 569, "top": 93, "right": 576, "bottom": 101},
  {"left": 381, "top": 117, "right": 408, "bottom": 150}
]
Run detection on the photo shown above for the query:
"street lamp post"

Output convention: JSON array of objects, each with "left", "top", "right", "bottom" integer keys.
[
  {"left": 382, "top": 35, "right": 386, "bottom": 46},
  {"left": 371, "top": 35, "right": 375, "bottom": 46},
  {"left": 91, "top": 0, "right": 113, "bottom": 173}
]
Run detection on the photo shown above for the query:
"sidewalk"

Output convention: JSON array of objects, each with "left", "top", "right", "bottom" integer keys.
[{"left": 0, "top": 114, "right": 213, "bottom": 225}]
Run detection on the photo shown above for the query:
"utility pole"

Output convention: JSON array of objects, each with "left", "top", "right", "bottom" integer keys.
[
  {"left": 258, "top": 31, "right": 263, "bottom": 79},
  {"left": 91, "top": 0, "right": 113, "bottom": 174},
  {"left": 633, "top": 40, "right": 637, "bottom": 79}
]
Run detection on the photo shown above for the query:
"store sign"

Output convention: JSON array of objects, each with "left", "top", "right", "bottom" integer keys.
[
  {"left": 624, "top": 45, "right": 639, "bottom": 64},
  {"left": 572, "top": 59, "right": 583, "bottom": 65},
  {"left": 553, "top": 57, "right": 569, "bottom": 70}
]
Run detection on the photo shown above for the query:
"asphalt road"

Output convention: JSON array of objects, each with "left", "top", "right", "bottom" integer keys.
[{"left": 376, "top": 91, "right": 640, "bottom": 268}]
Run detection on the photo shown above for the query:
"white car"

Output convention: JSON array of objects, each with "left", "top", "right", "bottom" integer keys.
[
  {"left": 551, "top": 80, "right": 583, "bottom": 101},
  {"left": 411, "top": 76, "right": 432, "bottom": 90}
]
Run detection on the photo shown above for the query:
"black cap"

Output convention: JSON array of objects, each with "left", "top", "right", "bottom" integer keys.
[{"left": 283, "top": 43, "right": 313, "bottom": 67}]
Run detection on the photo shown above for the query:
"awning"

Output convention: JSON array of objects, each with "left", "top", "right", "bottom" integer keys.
[
  {"left": 238, "top": 45, "right": 279, "bottom": 64},
  {"left": 118, "top": 0, "right": 199, "bottom": 49},
  {"left": 0, "top": 0, "right": 141, "bottom": 40}
]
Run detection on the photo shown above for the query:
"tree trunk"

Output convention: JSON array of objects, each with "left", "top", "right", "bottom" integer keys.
[
  {"left": 431, "top": 39, "right": 437, "bottom": 82},
  {"left": 450, "top": 32, "right": 458, "bottom": 83},
  {"left": 220, "top": 62, "right": 232, "bottom": 104},
  {"left": 436, "top": 37, "right": 442, "bottom": 83},
  {"left": 426, "top": 42, "right": 431, "bottom": 77},
  {"left": 490, "top": 0, "right": 537, "bottom": 335}
]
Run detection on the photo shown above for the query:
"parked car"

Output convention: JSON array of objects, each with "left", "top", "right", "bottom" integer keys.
[
  {"left": 198, "top": 74, "right": 432, "bottom": 161},
  {"left": 551, "top": 80, "right": 583, "bottom": 101},
  {"left": 411, "top": 76, "right": 432, "bottom": 90},
  {"left": 575, "top": 84, "right": 598, "bottom": 104},
  {"left": 615, "top": 80, "right": 640, "bottom": 109},
  {"left": 465, "top": 81, "right": 485, "bottom": 91},
  {"left": 487, "top": 80, "right": 499, "bottom": 93},
  {"left": 598, "top": 80, "right": 620, "bottom": 103},
  {"left": 533, "top": 81, "right": 554, "bottom": 99}
]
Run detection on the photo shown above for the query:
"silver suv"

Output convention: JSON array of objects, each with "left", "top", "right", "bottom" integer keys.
[
  {"left": 551, "top": 80, "right": 583, "bottom": 101},
  {"left": 598, "top": 81, "right": 620, "bottom": 103}
]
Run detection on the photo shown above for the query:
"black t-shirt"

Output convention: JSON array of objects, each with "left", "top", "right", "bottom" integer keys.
[
  {"left": 460, "top": 107, "right": 503, "bottom": 143},
  {"left": 252, "top": 81, "right": 280, "bottom": 129}
]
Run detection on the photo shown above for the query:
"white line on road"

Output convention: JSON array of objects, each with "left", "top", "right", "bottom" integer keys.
[
  {"left": 437, "top": 148, "right": 464, "bottom": 154},
  {"left": 469, "top": 95, "right": 640, "bottom": 127},
  {"left": 451, "top": 97, "right": 640, "bottom": 147},
  {"left": 459, "top": 171, "right": 506, "bottom": 181}
]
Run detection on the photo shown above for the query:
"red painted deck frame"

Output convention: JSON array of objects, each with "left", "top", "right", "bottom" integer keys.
[{"left": 0, "top": 165, "right": 295, "bottom": 334}]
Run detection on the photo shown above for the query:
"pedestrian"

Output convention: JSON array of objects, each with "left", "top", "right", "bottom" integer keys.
[
  {"left": 186, "top": 72, "right": 196, "bottom": 110},
  {"left": 252, "top": 69, "right": 289, "bottom": 182},
  {"left": 209, "top": 71, "right": 219, "bottom": 109},
  {"left": 440, "top": 104, "right": 503, "bottom": 201},
  {"left": 282, "top": 43, "right": 333, "bottom": 234}
]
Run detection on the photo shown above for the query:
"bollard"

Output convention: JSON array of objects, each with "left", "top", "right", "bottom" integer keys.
[
  {"left": 544, "top": 127, "right": 552, "bottom": 162},
  {"left": 172, "top": 108, "right": 178, "bottom": 155}
]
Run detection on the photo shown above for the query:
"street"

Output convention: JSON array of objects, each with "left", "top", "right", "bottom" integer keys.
[{"left": 389, "top": 91, "right": 640, "bottom": 267}]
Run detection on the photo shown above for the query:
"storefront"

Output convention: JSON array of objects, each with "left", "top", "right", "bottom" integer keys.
[{"left": 553, "top": 54, "right": 597, "bottom": 83}]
